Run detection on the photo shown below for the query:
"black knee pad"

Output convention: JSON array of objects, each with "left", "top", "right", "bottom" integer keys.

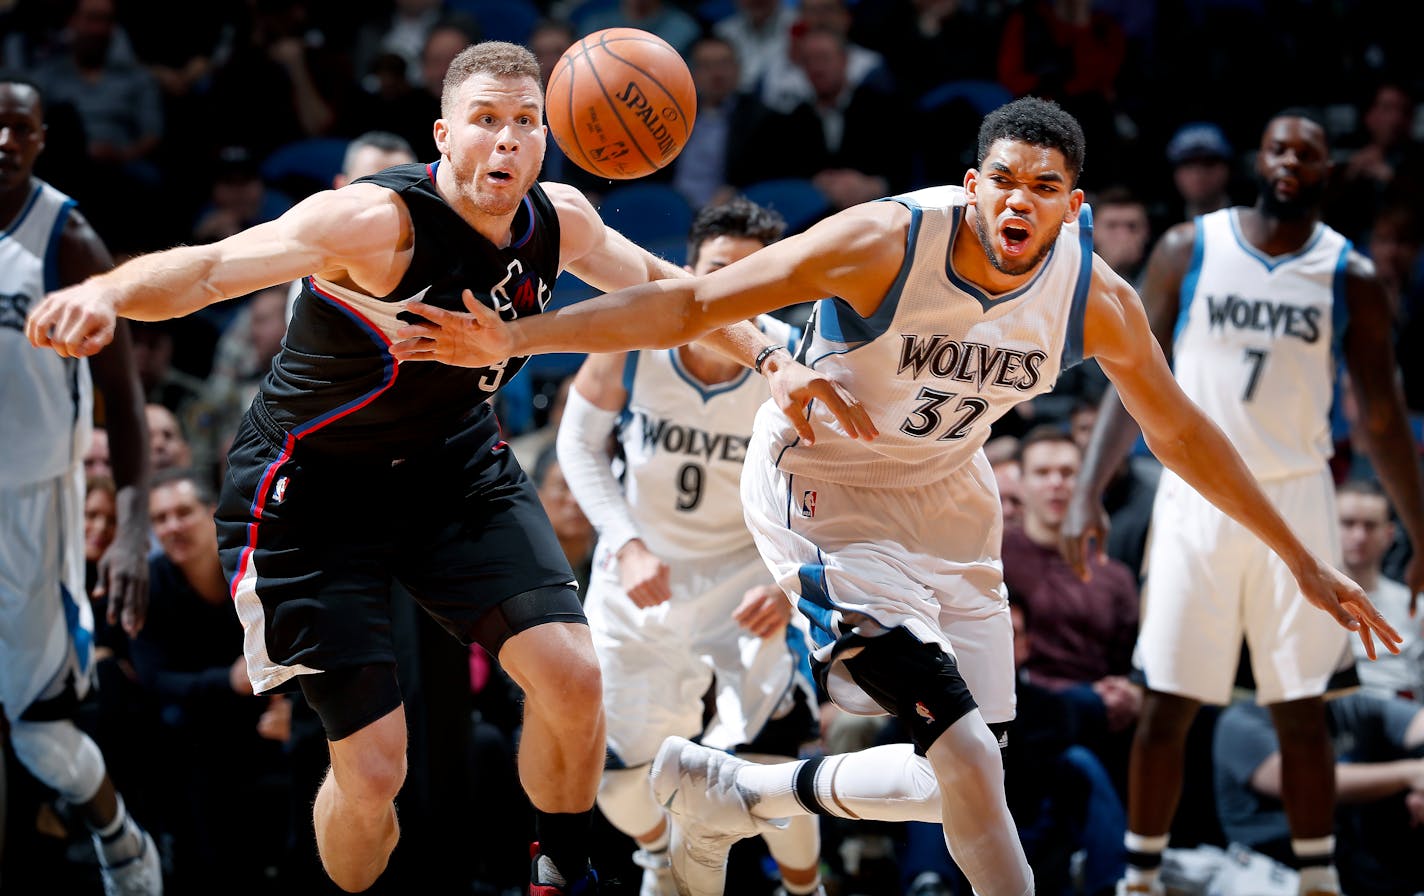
[
  {"left": 299, "top": 662, "right": 403, "bottom": 742},
  {"left": 739, "top": 687, "right": 818, "bottom": 758},
  {"left": 822, "top": 627, "right": 979, "bottom": 756},
  {"left": 475, "top": 584, "right": 586, "bottom": 656}
]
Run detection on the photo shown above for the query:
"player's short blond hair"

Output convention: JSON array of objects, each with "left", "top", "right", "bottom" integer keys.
[{"left": 442, "top": 41, "right": 543, "bottom": 117}]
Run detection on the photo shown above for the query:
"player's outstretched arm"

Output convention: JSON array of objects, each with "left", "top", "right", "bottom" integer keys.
[
  {"left": 1341, "top": 254, "right": 1424, "bottom": 608},
  {"left": 1062, "top": 223, "right": 1193, "bottom": 580},
  {"left": 26, "top": 185, "right": 408, "bottom": 358},
  {"left": 1084, "top": 258, "right": 1401, "bottom": 658}
]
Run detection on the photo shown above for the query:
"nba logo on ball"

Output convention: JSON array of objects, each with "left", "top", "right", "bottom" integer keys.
[
  {"left": 801, "top": 490, "right": 817, "bottom": 518},
  {"left": 545, "top": 28, "right": 697, "bottom": 181}
]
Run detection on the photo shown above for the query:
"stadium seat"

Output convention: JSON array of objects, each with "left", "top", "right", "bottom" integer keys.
[
  {"left": 597, "top": 182, "right": 694, "bottom": 247},
  {"left": 740, "top": 178, "right": 831, "bottom": 234},
  {"left": 259, "top": 137, "right": 349, "bottom": 199},
  {"left": 445, "top": 0, "right": 540, "bottom": 45},
  {"left": 918, "top": 79, "right": 1013, "bottom": 117}
]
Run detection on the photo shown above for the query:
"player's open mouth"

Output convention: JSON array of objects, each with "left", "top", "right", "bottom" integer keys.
[
  {"left": 486, "top": 170, "right": 513, "bottom": 183},
  {"left": 1001, "top": 223, "right": 1030, "bottom": 255}
]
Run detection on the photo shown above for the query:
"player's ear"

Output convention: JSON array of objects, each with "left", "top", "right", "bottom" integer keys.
[
  {"left": 1063, "top": 188, "right": 1084, "bottom": 224},
  {"left": 964, "top": 168, "right": 979, "bottom": 204},
  {"left": 433, "top": 118, "right": 450, "bottom": 156}
]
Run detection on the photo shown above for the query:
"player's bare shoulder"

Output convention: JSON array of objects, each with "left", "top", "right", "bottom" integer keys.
[
  {"left": 295, "top": 182, "right": 412, "bottom": 289},
  {"left": 540, "top": 181, "right": 602, "bottom": 264}
]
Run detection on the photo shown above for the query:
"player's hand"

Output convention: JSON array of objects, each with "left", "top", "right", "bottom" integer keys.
[
  {"left": 25, "top": 283, "right": 119, "bottom": 358},
  {"left": 733, "top": 585, "right": 792, "bottom": 638},
  {"left": 390, "top": 289, "right": 514, "bottom": 368},
  {"left": 230, "top": 655, "right": 254, "bottom": 696},
  {"left": 1092, "top": 676, "right": 1142, "bottom": 732},
  {"left": 762, "top": 352, "right": 877, "bottom": 445},
  {"left": 94, "top": 524, "right": 150, "bottom": 637},
  {"left": 257, "top": 695, "right": 292, "bottom": 742},
  {"left": 1296, "top": 557, "right": 1402, "bottom": 660},
  {"left": 617, "top": 539, "right": 672, "bottom": 608},
  {"left": 1060, "top": 493, "right": 1111, "bottom": 582}
]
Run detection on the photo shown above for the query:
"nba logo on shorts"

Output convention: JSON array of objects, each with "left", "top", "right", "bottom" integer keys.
[
  {"left": 800, "top": 490, "right": 817, "bottom": 518},
  {"left": 272, "top": 476, "right": 290, "bottom": 504}
]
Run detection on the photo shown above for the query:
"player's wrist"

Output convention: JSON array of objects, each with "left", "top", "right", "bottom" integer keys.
[{"left": 754, "top": 344, "right": 789, "bottom": 375}]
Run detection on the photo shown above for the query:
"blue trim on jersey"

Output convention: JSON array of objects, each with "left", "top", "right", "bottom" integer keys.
[
  {"left": 60, "top": 584, "right": 93, "bottom": 676},
  {"left": 1228, "top": 209, "right": 1326, "bottom": 272},
  {"left": 621, "top": 351, "right": 639, "bottom": 398},
  {"left": 1173, "top": 217, "right": 1208, "bottom": 351},
  {"left": 43, "top": 198, "right": 76, "bottom": 293},
  {"left": 1061, "top": 204, "right": 1095, "bottom": 369},
  {"left": 796, "top": 563, "right": 838, "bottom": 649},
  {"left": 783, "top": 619, "right": 815, "bottom": 688},
  {"left": 512, "top": 195, "right": 536, "bottom": 249},
  {"left": 667, "top": 347, "right": 752, "bottom": 401},
  {"left": 294, "top": 287, "right": 398, "bottom": 436},
  {"left": 1330, "top": 239, "right": 1352, "bottom": 365},
  {"left": 946, "top": 205, "right": 1057, "bottom": 310},
  {"left": 809, "top": 203, "right": 922, "bottom": 357},
  {"left": 0, "top": 183, "right": 41, "bottom": 241}
]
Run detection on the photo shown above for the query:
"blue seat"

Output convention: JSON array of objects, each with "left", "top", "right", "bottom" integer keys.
[
  {"left": 259, "top": 137, "right": 349, "bottom": 196},
  {"left": 918, "top": 79, "right": 1013, "bottom": 116},
  {"left": 598, "top": 183, "right": 694, "bottom": 247},
  {"left": 445, "top": 0, "right": 540, "bottom": 45},
  {"left": 740, "top": 178, "right": 831, "bottom": 234},
  {"left": 567, "top": 0, "right": 621, "bottom": 33}
]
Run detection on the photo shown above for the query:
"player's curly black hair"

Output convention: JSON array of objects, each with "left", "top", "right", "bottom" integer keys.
[
  {"left": 686, "top": 196, "right": 787, "bottom": 268},
  {"left": 977, "top": 96, "right": 1087, "bottom": 187}
]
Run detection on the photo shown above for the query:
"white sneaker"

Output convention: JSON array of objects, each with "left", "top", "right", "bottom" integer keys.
[
  {"left": 101, "top": 829, "right": 162, "bottom": 896},
  {"left": 650, "top": 737, "right": 787, "bottom": 896},
  {"left": 633, "top": 847, "right": 676, "bottom": 896}
]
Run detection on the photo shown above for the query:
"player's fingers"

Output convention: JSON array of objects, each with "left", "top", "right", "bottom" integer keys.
[
  {"left": 460, "top": 289, "right": 499, "bottom": 322},
  {"left": 815, "top": 385, "right": 867, "bottom": 441},
  {"left": 389, "top": 339, "right": 440, "bottom": 361},
  {"left": 835, "top": 384, "right": 878, "bottom": 439},
  {"left": 393, "top": 322, "right": 439, "bottom": 340},
  {"left": 781, "top": 399, "right": 815, "bottom": 445},
  {"left": 1358, "top": 626, "right": 1378, "bottom": 662},
  {"left": 404, "top": 300, "right": 454, "bottom": 324}
]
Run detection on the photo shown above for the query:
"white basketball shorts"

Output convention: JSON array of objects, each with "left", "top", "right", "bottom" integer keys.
[{"left": 1135, "top": 466, "right": 1352, "bottom": 705}]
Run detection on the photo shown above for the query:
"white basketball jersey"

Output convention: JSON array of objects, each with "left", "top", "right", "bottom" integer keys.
[
  {"left": 767, "top": 185, "right": 1094, "bottom": 488},
  {"left": 1172, "top": 208, "right": 1350, "bottom": 480},
  {"left": 0, "top": 180, "right": 92, "bottom": 486},
  {"left": 618, "top": 315, "right": 798, "bottom": 559}
]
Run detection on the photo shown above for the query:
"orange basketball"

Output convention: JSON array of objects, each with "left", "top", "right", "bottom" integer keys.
[{"left": 545, "top": 28, "right": 696, "bottom": 181}]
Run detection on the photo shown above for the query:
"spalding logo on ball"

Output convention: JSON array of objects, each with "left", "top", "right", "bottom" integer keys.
[{"left": 546, "top": 27, "right": 697, "bottom": 181}]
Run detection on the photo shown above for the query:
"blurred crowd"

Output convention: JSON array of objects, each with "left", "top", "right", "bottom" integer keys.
[{"left": 4, "top": 0, "right": 1424, "bottom": 893}]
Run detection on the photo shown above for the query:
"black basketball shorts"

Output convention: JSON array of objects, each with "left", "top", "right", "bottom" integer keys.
[{"left": 216, "top": 402, "right": 583, "bottom": 696}]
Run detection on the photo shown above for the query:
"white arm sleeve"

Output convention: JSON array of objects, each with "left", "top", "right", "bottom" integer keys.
[{"left": 556, "top": 388, "right": 641, "bottom": 556}]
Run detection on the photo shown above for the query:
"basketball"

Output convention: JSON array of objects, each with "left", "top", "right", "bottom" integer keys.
[{"left": 545, "top": 28, "right": 697, "bottom": 181}]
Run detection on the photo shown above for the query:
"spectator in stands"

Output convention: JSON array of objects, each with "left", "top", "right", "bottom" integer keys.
[
  {"left": 987, "top": 434, "right": 1024, "bottom": 529},
  {"left": 1002, "top": 427, "right": 1141, "bottom": 759},
  {"left": 760, "top": 0, "right": 890, "bottom": 115},
  {"left": 794, "top": 26, "right": 913, "bottom": 210},
  {"left": 1091, "top": 185, "right": 1151, "bottom": 289},
  {"left": 1339, "top": 478, "right": 1423, "bottom": 702},
  {"left": 131, "top": 468, "right": 288, "bottom": 894},
  {"left": 1366, "top": 203, "right": 1424, "bottom": 411},
  {"left": 579, "top": 0, "right": 701, "bottom": 56},
  {"left": 129, "top": 321, "right": 207, "bottom": 419},
  {"left": 1165, "top": 121, "right": 1235, "bottom": 222},
  {"left": 84, "top": 426, "right": 112, "bottom": 480},
  {"left": 1213, "top": 691, "right": 1424, "bottom": 896},
  {"left": 190, "top": 145, "right": 295, "bottom": 244},
  {"left": 1327, "top": 77, "right": 1424, "bottom": 244},
  {"left": 144, "top": 403, "right": 193, "bottom": 473},
  {"left": 350, "top": 0, "right": 445, "bottom": 90},
  {"left": 858, "top": 0, "right": 999, "bottom": 100},
  {"left": 1067, "top": 399, "right": 1157, "bottom": 583},
  {"left": 712, "top": 0, "right": 797, "bottom": 93}
]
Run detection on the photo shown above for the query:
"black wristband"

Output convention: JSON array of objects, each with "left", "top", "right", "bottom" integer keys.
[{"left": 753, "top": 344, "right": 786, "bottom": 374}]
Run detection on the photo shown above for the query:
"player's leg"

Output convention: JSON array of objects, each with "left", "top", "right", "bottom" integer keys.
[
  {"left": 299, "top": 664, "right": 407, "bottom": 893},
  {"left": 1122, "top": 471, "right": 1246, "bottom": 894},
  {"left": 500, "top": 617, "right": 606, "bottom": 887},
  {"left": 1248, "top": 471, "right": 1352, "bottom": 896}
]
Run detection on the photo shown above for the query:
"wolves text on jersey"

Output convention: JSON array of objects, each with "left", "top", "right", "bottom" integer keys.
[
  {"left": 0, "top": 291, "right": 32, "bottom": 332},
  {"left": 636, "top": 411, "right": 750, "bottom": 464},
  {"left": 1204, "top": 293, "right": 1322, "bottom": 343},
  {"left": 896, "top": 334, "right": 1046, "bottom": 392}
]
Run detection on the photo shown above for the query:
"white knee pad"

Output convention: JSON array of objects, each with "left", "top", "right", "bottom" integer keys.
[
  {"left": 597, "top": 765, "right": 665, "bottom": 841},
  {"left": 8, "top": 718, "right": 105, "bottom": 805}
]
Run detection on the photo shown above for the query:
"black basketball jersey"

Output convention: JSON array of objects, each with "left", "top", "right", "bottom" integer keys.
[{"left": 259, "top": 162, "right": 561, "bottom": 456}]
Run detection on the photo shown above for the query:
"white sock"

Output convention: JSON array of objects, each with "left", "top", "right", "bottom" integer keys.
[
  {"left": 1293, "top": 836, "right": 1338, "bottom": 894},
  {"left": 89, "top": 794, "right": 144, "bottom": 866},
  {"left": 736, "top": 744, "right": 940, "bottom": 822},
  {"left": 1124, "top": 832, "right": 1168, "bottom": 890}
]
